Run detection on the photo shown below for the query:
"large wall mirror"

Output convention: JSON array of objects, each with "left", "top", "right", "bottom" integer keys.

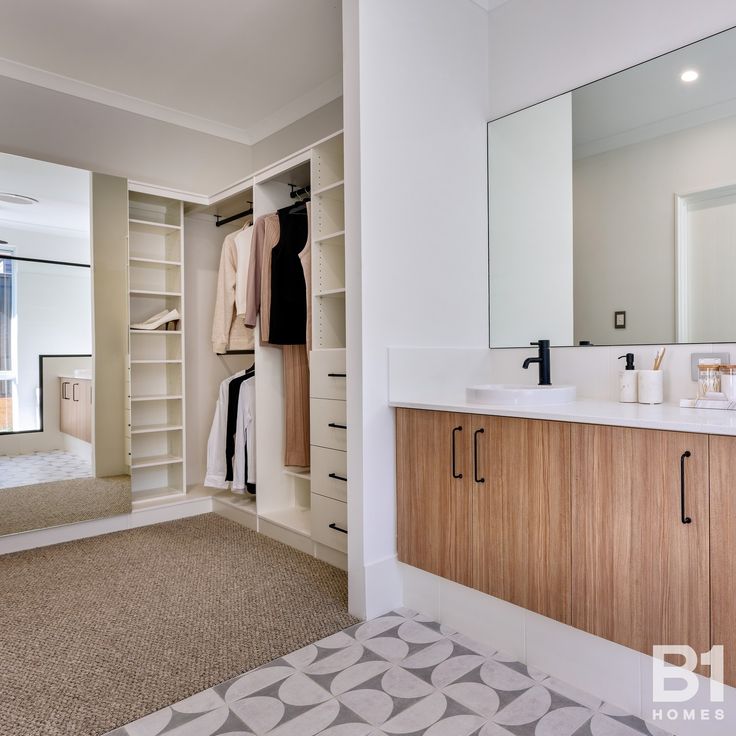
[
  {"left": 488, "top": 26, "right": 736, "bottom": 348},
  {"left": 0, "top": 153, "right": 130, "bottom": 535}
]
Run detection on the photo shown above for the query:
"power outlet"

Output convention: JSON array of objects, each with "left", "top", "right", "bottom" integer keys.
[{"left": 690, "top": 352, "right": 731, "bottom": 381}]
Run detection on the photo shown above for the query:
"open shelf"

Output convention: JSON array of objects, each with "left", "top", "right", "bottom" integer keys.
[
  {"left": 129, "top": 289, "right": 182, "bottom": 297},
  {"left": 129, "top": 257, "right": 181, "bottom": 267},
  {"left": 129, "top": 219, "right": 181, "bottom": 236},
  {"left": 132, "top": 487, "right": 186, "bottom": 503},
  {"left": 315, "top": 288, "right": 346, "bottom": 298},
  {"left": 131, "top": 424, "right": 183, "bottom": 435},
  {"left": 130, "top": 394, "right": 183, "bottom": 402},
  {"left": 259, "top": 505, "right": 311, "bottom": 537},
  {"left": 130, "top": 329, "right": 182, "bottom": 335},
  {"left": 131, "top": 454, "right": 183, "bottom": 469},
  {"left": 314, "top": 230, "right": 345, "bottom": 245},
  {"left": 313, "top": 180, "right": 344, "bottom": 199}
]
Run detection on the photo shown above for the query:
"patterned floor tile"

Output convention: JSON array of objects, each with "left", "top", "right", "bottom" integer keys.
[
  {"left": 0, "top": 449, "right": 91, "bottom": 489},
  {"left": 106, "top": 610, "right": 672, "bottom": 736}
]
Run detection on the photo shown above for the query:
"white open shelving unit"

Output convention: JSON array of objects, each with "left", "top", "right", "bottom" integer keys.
[{"left": 127, "top": 192, "right": 186, "bottom": 502}]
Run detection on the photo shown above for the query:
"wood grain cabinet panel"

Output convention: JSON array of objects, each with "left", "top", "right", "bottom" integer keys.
[
  {"left": 473, "top": 416, "right": 572, "bottom": 624},
  {"left": 571, "top": 424, "right": 710, "bottom": 660},
  {"left": 709, "top": 435, "right": 736, "bottom": 687},
  {"left": 396, "top": 408, "right": 473, "bottom": 587}
]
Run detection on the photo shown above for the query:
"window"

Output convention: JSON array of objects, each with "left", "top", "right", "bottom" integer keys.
[{"left": 0, "top": 251, "right": 15, "bottom": 432}]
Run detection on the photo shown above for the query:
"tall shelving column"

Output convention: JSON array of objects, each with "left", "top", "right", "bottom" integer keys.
[
  {"left": 309, "top": 133, "right": 348, "bottom": 568},
  {"left": 127, "top": 192, "right": 186, "bottom": 502}
]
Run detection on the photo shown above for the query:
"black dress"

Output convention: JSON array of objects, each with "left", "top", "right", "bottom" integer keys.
[{"left": 269, "top": 207, "right": 308, "bottom": 345}]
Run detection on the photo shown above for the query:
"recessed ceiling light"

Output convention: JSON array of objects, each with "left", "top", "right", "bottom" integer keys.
[
  {"left": 681, "top": 69, "right": 699, "bottom": 83},
  {"left": 0, "top": 192, "right": 38, "bottom": 205}
]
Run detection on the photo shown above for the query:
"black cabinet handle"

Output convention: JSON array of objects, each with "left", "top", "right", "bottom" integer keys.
[
  {"left": 328, "top": 422, "right": 347, "bottom": 430},
  {"left": 62, "top": 381, "right": 70, "bottom": 399},
  {"left": 328, "top": 373, "right": 347, "bottom": 378},
  {"left": 329, "top": 522, "right": 348, "bottom": 534},
  {"left": 680, "top": 451, "right": 692, "bottom": 524},
  {"left": 329, "top": 472, "right": 347, "bottom": 482},
  {"left": 473, "top": 428, "right": 485, "bottom": 483},
  {"left": 451, "top": 426, "right": 463, "bottom": 479},
  {"left": 72, "top": 383, "right": 79, "bottom": 402}
]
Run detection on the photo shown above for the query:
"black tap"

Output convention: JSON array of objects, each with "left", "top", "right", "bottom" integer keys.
[{"left": 522, "top": 340, "right": 551, "bottom": 386}]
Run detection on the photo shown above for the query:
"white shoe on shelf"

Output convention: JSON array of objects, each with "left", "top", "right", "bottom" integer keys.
[{"left": 131, "top": 309, "right": 180, "bottom": 331}]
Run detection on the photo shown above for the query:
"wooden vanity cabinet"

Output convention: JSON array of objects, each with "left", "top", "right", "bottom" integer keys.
[
  {"left": 709, "top": 435, "right": 736, "bottom": 686},
  {"left": 571, "top": 424, "right": 710, "bottom": 661},
  {"left": 59, "top": 377, "right": 92, "bottom": 443},
  {"left": 396, "top": 408, "right": 473, "bottom": 587},
  {"left": 396, "top": 409, "right": 571, "bottom": 622}
]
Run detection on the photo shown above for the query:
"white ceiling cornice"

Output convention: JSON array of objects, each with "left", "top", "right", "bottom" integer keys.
[
  {"left": 0, "top": 56, "right": 342, "bottom": 147},
  {"left": 470, "top": 0, "right": 512, "bottom": 11}
]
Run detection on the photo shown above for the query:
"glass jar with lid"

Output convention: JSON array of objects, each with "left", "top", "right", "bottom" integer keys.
[
  {"left": 719, "top": 365, "right": 736, "bottom": 401},
  {"left": 698, "top": 364, "right": 721, "bottom": 398}
]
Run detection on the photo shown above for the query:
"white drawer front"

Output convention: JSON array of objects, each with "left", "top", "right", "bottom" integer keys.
[
  {"left": 310, "top": 398, "right": 347, "bottom": 452},
  {"left": 311, "top": 493, "right": 348, "bottom": 553},
  {"left": 311, "top": 446, "right": 347, "bottom": 502},
  {"left": 310, "top": 349, "right": 346, "bottom": 400}
]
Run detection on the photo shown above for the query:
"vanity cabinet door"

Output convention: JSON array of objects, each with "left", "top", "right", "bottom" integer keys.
[
  {"left": 709, "top": 435, "right": 736, "bottom": 687},
  {"left": 396, "top": 408, "right": 473, "bottom": 587},
  {"left": 473, "top": 416, "right": 572, "bottom": 624},
  {"left": 60, "top": 379, "right": 74, "bottom": 435},
  {"left": 571, "top": 424, "right": 710, "bottom": 660}
]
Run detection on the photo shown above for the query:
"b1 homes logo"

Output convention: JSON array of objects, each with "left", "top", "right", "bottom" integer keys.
[{"left": 652, "top": 646, "right": 726, "bottom": 723}]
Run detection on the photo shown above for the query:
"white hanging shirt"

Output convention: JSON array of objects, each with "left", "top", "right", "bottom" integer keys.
[
  {"left": 232, "top": 376, "right": 256, "bottom": 492},
  {"left": 204, "top": 370, "right": 246, "bottom": 489}
]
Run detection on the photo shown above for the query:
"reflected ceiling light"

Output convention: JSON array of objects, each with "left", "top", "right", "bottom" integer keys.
[
  {"left": 681, "top": 69, "right": 699, "bottom": 82},
  {"left": 0, "top": 192, "right": 38, "bottom": 205}
]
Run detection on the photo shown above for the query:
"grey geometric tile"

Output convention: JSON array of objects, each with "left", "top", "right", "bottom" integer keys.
[{"left": 106, "top": 610, "right": 674, "bottom": 736}]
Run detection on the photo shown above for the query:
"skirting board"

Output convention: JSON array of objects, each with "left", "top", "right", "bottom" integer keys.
[
  {"left": 401, "top": 562, "right": 736, "bottom": 736},
  {"left": 0, "top": 495, "right": 212, "bottom": 555}
]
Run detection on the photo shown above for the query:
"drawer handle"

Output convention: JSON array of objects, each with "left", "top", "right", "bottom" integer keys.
[
  {"left": 329, "top": 522, "right": 348, "bottom": 534},
  {"left": 680, "top": 451, "right": 692, "bottom": 524},
  {"left": 328, "top": 373, "right": 347, "bottom": 378},
  {"left": 473, "top": 428, "right": 485, "bottom": 483},
  {"left": 451, "top": 426, "right": 463, "bottom": 479},
  {"left": 329, "top": 472, "right": 348, "bottom": 482},
  {"left": 328, "top": 422, "right": 347, "bottom": 430}
]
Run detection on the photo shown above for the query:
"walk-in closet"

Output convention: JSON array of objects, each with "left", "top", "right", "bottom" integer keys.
[{"left": 125, "top": 132, "right": 348, "bottom": 569}]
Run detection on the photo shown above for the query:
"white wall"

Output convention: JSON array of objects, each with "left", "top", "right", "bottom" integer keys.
[
  {"left": 489, "top": 93, "right": 573, "bottom": 347},
  {"left": 0, "top": 75, "right": 253, "bottom": 196},
  {"left": 574, "top": 115, "right": 736, "bottom": 345},
  {"left": 343, "top": 0, "right": 490, "bottom": 618}
]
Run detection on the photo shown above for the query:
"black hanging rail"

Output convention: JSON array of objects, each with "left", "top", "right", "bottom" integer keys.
[
  {"left": 289, "top": 185, "right": 311, "bottom": 200},
  {"left": 215, "top": 204, "right": 253, "bottom": 228}
]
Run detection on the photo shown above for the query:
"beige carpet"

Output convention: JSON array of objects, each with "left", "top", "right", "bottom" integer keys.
[
  {"left": 0, "top": 475, "right": 131, "bottom": 536},
  {"left": 0, "top": 513, "right": 358, "bottom": 736}
]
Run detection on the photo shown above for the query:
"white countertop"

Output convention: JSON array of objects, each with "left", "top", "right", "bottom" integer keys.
[
  {"left": 389, "top": 396, "right": 736, "bottom": 436},
  {"left": 58, "top": 375, "right": 92, "bottom": 381}
]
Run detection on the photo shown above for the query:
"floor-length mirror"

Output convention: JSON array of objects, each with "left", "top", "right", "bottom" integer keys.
[{"left": 0, "top": 153, "right": 130, "bottom": 535}]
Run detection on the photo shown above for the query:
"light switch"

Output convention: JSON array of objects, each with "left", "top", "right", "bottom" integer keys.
[{"left": 614, "top": 311, "right": 626, "bottom": 329}]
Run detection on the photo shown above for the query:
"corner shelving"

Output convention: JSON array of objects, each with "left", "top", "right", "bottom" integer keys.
[{"left": 127, "top": 191, "right": 186, "bottom": 502}]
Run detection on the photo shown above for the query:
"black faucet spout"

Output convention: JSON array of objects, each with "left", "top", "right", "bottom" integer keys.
[{"left": 522, "top": 340, "right": 551, "bottom": 386}]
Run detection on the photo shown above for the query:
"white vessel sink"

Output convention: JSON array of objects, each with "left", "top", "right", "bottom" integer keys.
[{"left": 467, "top": 383, "right": 576, "bottom": 406}]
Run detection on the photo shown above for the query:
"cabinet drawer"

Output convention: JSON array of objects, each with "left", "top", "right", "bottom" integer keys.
[
  {"left": 310, "top": 398, "right": 347, "bottom": 451},
  {"left": 311, "top": 446, "right": 347, "bottom": 502},
  {"left": 310, "top": 349, "right": 346, "bottom": 400},
  {"left": 311, "top": 493, "right": 348, "bottom": 553}
]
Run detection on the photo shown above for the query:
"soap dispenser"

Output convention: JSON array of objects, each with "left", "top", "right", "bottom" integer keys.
[{"left": 618, "top": 353, "right": 638, "bottom": 403}]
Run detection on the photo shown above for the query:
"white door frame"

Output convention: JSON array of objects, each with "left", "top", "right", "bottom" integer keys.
[{"left": 675, "top": 183, "right": 736, "bottom": 343}]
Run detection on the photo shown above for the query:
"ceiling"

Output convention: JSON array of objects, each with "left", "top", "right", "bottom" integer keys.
[
  {"left": 0, "top": 153, "right": 90, "bottom": 236},
  {"left": 0, "top": 0, "right": 343, "bottom": 146},
  {"left": 572, "top": 26, "right": 736, "bottom": 158}
]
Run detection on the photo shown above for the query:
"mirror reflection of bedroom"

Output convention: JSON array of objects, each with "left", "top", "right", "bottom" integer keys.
[{"left": 0, "top": 153, "right": 130, "bottom": 535}]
